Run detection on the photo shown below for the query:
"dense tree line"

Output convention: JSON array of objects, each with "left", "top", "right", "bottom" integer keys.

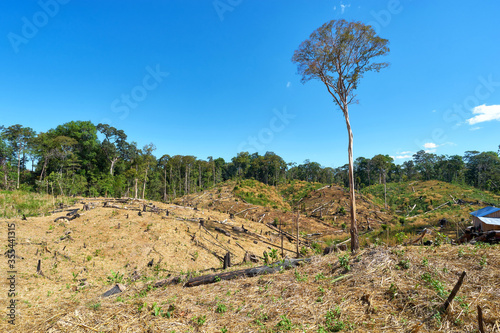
[{"left": 0, "top": 121, "right": 499, "bottom": 200}]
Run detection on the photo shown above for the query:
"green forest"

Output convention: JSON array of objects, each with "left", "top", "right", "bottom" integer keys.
[{"left": 1, "top": 121, "right": 499, "bottom": 201}]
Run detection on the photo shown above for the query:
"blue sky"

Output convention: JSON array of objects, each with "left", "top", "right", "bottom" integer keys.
[{"left": 1, "top": 0, "right": 499, "bottom": 168}]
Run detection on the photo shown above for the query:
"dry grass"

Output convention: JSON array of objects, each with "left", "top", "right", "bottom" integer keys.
[
  {"left": 2, "top": 242, "right": 499, "bottom": 332},
  {"left": 1, "top": 187, "right": 499, "bottom": 332}
]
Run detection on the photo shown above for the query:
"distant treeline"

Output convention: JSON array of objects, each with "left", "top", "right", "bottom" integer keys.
[{"left": 1, "top": 121, "right": 499, "bottom": 200}]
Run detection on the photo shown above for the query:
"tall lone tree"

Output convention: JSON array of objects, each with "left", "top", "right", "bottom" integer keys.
[{"left": 292, "top": 20, "right": 389, "bottom": 252}]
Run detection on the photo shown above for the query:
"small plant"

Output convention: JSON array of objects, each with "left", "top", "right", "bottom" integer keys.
[
  {"left": 88, "top": 302, "right": 101, "bottom": 311},
  {"left": 434, "top": 232, "right": 447, "bottom": 246},
  {"left": 421, "top": 273, "right": 446, "bottom": 297},
  {"left": 48, "top": 225, "right": 54, "bottom": 230},
  {"left": 479, "top": 256, "right": 487, "bottom": 266},
  {"left": 397, "top": 259, "right": 410, "bottom": 270},
  {"left": 269, "top": 248, "right": 279, "bottom": 261},
  {"left": 311, "top": 242, "right": 322, "bottom": 254},
  {"left": 458, "top": 248, "right": 465, "bottom": 257},
  {"left": 338, "top": 254, "right": 350, "bottom": 271},
  {"left": 395, "top": 232, "right": 408, "bottom": 244},
  {"left": 193, "top": 315, "right": 207, "bottom": 326},
  {"left": 318, "top": 306, "right": 349, "bottom": 332},
  {"left": 137, "top": 302, "right": 147, "bottom": 312},
  {"left": 221, "top": 327, "right": 228, "bottom": 333},
  {"left": 86, "top": 255, "right": 92, "bottom": 262},
  {"left": 338, "top": 206, "right": 346, "bottom": 215},
  {"left": 294, "top": 270, "right": 308, "bottom": 282},
  {"left": 433, "top": 311, "right": 442, "bottom": 327},
  {"left": 275, "top": 315, "right": 294, "bottom": 331},
  {"left": 215, "top": 302, "right": 227, "bottom": 314},
  {"left": 152, "top": 302, "right": 163, "bottom": 316},
  {"left": 422, "top": 258, "right": 429, "bottom": 267},
  {"left": 387, "top": 283, "right": 398, "bottom": 300},
  {"left": 214, "top": 276, "right": 221, "bottom": 282},
  {"left": 263, "top": 251, "right": 271, "bottom": 264},
  {"left": 107, "top": 270, "right": 124, "bottom": 284},
  {"left": 315, "top": 272, "right": 326, "bottom": 281}
]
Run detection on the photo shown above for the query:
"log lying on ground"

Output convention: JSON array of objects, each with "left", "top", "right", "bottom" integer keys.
[
  {"left": 184, "top": 258, "right": 311, "bottom": 287},
  {"left": 214, "top": 227, "right": 231, "bottom": 237},
  {"left": 54, "top": 213, "right": 80, "bottom": 222},
  {"left": 66, "top": 209, "right": 80, "bottom": 216}
]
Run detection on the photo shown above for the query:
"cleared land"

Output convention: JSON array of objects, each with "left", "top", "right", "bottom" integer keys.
[{"left": 1, "top": 181, "right": 499, "bottom": 332}]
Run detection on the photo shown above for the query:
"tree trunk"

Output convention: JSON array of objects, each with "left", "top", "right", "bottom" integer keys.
[
  {"left": 134, "top": 178, "right": 138, "bottom": 199},
  {"left": 39, "top": 156, "right": 48, "bottom": 181},
  {"left": 110, "top": 157, "right": 118, "bottom": 176},
  {"left": 1, "top": 159, "right": 8, "bottom": 190},
  {"left": 163, "top": 168, "right": 167, "bottom": 202},
  {"left": 16, "top": 149, "right": 21, "bottom": 189},
  {"left": 384, "top": 172, "right": 387, "bottom": 209},
  {"left": 142, "top": 163, "right": 149, "bottom": 199},
  {"left": 198, "top": 164, "right": 202, "bottom": 190},
  {"left": 344, "top": 108, "right": 359, "bottom": 253},
  {"left": 213, "top": 163, "right": 216, "bottom": 186}
]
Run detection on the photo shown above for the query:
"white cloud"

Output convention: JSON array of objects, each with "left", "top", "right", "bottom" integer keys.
[
  {"left": 400, "top": 151, "right": 413, "bottom": 155},
  {"left": 333, "top": 5, "right": 337, "bottom": 10},
  {"left": 466, "top": 104, "right": 500, "bottom": 125},
  {"left": 286, "top": 81, "right": 291, "bottom": 88},
  {"left": 340, "top": 3, "right": 350, "bottom": 13},
  {"left": 425, "top": 149, "right": 436, "bottom": 153},
  {"left": 423, "top": 142, "right": 438, "bottom": 149},
  {"left": 432, "top": 109, "right": 437, "bottom": 113},
  {"left": 395, "top": 154, "right": 413, "bottom": 159},
  {"left": 470, "top": 126, "right": 481, "bottom": 131}
]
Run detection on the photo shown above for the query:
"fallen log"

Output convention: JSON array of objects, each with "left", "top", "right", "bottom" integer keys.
[
  {"left": 66, "top": 209, "right": 80, "bottom": 217},
  {"left": 184, "top": 258, "right": 310, "bottom": 287},
  {"left": 214, "top": 227, "right": 231, "bottom": 237},
  {"left": 54, "top": 213, "right": 80, "bottom": 223}
]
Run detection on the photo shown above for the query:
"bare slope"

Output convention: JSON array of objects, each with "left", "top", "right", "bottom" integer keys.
[{"left": 178, "top": 180, "right": 395, "bottom": 243}]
